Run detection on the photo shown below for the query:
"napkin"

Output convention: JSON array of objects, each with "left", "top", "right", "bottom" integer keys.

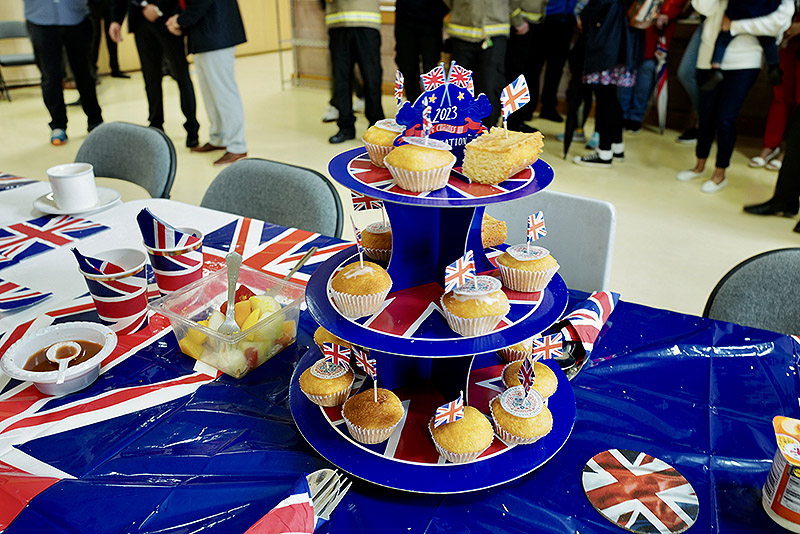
[
  {"left": 558, "top": 290, "right": 620, "bottom": 357},
  {"left": 136, "top": 208, "right": 200, "bottom": 249},
  {"left": 245, "top": 475, "right": 326, "bottom": 534},
  {"left": 71, "top": 248, "right": 125, "bottom": 275}
]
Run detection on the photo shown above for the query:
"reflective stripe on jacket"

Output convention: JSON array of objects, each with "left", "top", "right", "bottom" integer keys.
[
  {"left": 444, "top": 0, "right": 515, "bottom": 42},
  {"left": 325, "top": 0, "right": 381, "bottom": 29}
]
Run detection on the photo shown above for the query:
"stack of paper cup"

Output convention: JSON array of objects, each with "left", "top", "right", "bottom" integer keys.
[
  {"left": 143, "top": 228, "right": 204, "bottom": 294},
  {"left": 46, "top": 163, "right": 99, "bottom": 212}
]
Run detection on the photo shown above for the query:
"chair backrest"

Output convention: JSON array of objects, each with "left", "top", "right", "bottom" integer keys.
[
  {"left": 74, "top": 122, "right": 176, "bottom": 198},
  {"left": 0, "top": 21, "right": 30, "bottom": 40},
  {"left": 485, "top": 189, "right": 617, "bottom": 292},
  {"left": 703, "top": 248, "right": 800, "bottom": 335},
  {"left": 201, "top": 158, "right": 344, "bottom": 238}
]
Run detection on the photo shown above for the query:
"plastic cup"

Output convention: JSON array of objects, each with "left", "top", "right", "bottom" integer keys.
[
  {"left": 46, "top": 162, "right": 99, "bottom": 211},
  {"left": 143, "top": 227, "right": 204, "bottom": 295},
  {"left": 78, "top": 248, "right": 149, "bottom": 335}
]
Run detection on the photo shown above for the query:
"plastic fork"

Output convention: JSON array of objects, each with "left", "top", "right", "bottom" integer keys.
[
  {"left": 306, "top": 469, "right": 351, "bottom": 520},
  {"left": 218, "top": 252, "right": 243, "bottom": 335}
]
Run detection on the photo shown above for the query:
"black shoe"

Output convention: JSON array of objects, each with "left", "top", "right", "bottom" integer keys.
[
  {"left": 700, "top": 69, "right": 723, "bottom": 91},
  {"left": 743, "top": 200, "right": 799, "bottom": 217},
  {"left": 514, "top": 124, "right": 539, "bottom": 133},
  {"left": 573, "top": 152, "right": 612, "bottom": 168},
  {"left": 768, "top": 65, "right": 784, "bottom": 86},
  {"left": 88, "top": 121, "right": 103, "bottom": 133},
  {"left": 329, "top": 130, "right": 356, "bottom": 144},
  {"left": 111, "top": 71, "right": 131, "bottom": 79},
  {"left": 676, "top": 127, "right": 699, "bottom": 144},
  {"left": 186, "top": 136, "right": 199, "bottom": 148},
  {"left": 613, "top": 151, "right": 624, "bottom": 161},
  {"left": 539, "top": 108, "right": 563, "bottom": 123},
  {"left": 794, "top": 220, "right": 800, "bottom": 234},
  {"left": 624, "top": 120, "right": 642, "bottom": 135}
]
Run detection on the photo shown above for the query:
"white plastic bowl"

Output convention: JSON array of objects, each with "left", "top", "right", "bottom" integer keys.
[{"left": 1, "top": 322, "right": 117, "bottom": 396}]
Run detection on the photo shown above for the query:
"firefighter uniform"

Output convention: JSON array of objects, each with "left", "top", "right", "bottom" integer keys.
[{"left": 505, "top": 0, "right": 547, "bottom": 131}]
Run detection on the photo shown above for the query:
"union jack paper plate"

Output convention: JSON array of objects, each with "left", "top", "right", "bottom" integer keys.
[
  {"left": 582, "top": 449, "right": 699, "bottom": 534},
  {"left": 0, "top": 279, "right": 52, "bottom": 311}
]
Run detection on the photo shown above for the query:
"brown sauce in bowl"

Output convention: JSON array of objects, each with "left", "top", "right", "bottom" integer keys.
[{"left": 23, "top": 340, "right": 103, "bottom": 372}]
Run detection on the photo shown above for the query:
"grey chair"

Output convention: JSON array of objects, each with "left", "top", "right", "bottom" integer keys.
[
  {"left": 485, "top": 189, "right": 617, "bottom": 292},
  {"left": 74, "top": 122, "right": 177, "bottom": 198},
  {"left": 201, "top": 158, "right": 344, "bottom": 238},
  {"left": 703, "top": 248, "right": 800, "bottom": 335},
  {"left": 0, "top": 21, "right": 37, "bottom": 101}
]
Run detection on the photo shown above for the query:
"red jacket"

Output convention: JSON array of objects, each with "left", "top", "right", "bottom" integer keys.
[{"left": 643, "top": 0, "right": 689, "bottom": 59}]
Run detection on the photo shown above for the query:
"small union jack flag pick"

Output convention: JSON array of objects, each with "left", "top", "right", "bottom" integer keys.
[
  {"left": 500, "top": 74, "right": 531, "bottom": 121},
  {"left": 394, "top": 70, "right": 404, "bottom": 108},
  {"left": 421, "top": 63, "right": 446, "bottom": 91},
  {"left": 350, "top": 191, "right": 382, "bottom": 211},
  {"left": 350, "top": 216, "right": 364, "bottom": 266},
  {"left": 517, "top": 356, "right": 535, "bottom": 396},
  {"left": 322, "top": 342, "right": 351, "bottom": 369},
  {"left": 448, "top": 61, "right": 472, "bottom": 90},
  {"left": 533, "top": 333, "right": 563, "bottom": 361},
  {"left": 434, "top": 391, "right": 464, "bottom": 428},
  {"left": 136, "top": 208, "right": 200, "bottom": 249},
  {"left": 71, "top": 247, "right": 125, "bottom": 275},
  {"left": 422, "top": 104, "right": 432, "bottom": 138},
  {"left": 352, "top": 347, "right": 377, "bottom": 379},
  {"left": 444, "top": 250, "right": 476, "bottom": 293},
  {"left": 527, "top": 211, "right": 547, "bottom": 244}
]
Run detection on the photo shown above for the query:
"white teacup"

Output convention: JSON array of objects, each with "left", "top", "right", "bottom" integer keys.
[{"left": 46, "top": 162, "right": 99, "bottom": 212}]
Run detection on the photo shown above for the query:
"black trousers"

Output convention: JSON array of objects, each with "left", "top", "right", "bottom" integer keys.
[
  {"left": 451, "top": 36, "right": 507, "bottom": 128},
  {"left": 134, "top": 21, "right": 199, "bottom": 138},
  {"left": 27, "top": 17, "right": 103, "bottom": 131},
  {"left": 593, "top": 84, "right": 622, "bottom": 151},
  {"left": 329, "top": 27, "right": 385, "bottom": 132},
  {"left": 394, "top": 19, "right": 442, "bottom": 104},
  {"left": 769, "top": 106, "right": 800, "bottom": 210},
  {"left": 90, "top": 0, "right": 119, "bottom": 76}
]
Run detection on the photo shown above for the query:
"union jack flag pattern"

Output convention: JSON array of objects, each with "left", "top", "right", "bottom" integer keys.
[
  {"left": 350, "top": 217, "right": 363, "bottom": 255},
  {"left": 352, "top": 347, "right": 376, "bottom": 379},
  {"left": 582, "top": 449, "right": 698, "bottom": 534},
  {"left": 500, "top": 74, "right": 531, "bottom": 120},
  {"left": 527, "top": 211, "right": 546, "bottom": 242},
  {"left": 322, "top": 342, "right": 351, "bottom": 368},
  {"left": 71, "top": 248, "right": 125, "bottom": 275},
  {"left": 792, "top": 335, "right": 800, "bottom": 349},
  {"left": 532, "top": 333, "right": 563, "bottom": 360},
  {"left": 136, "top": 208, "right": 201, "bottom": 250},
  {"left": 447, "top": 61, "right": 473, "bottom": 90},
  {"left": 517, "top": 356, "right": 535, "bottom": 395},
  {"left": 421, "top": 64, "right": 446, "bottom": 91},
  {"left": 0, "top": 215, "right": 108, "bottom": 272},
  {"left": 434, "top": 392, "right": 464, "bottom": 428},
  {"left": 82, "top": 266, "right": 149, "bottom": 335},
  {"left": 560, "top": 291, "right": 620, "bottom": 355},
  {"left": 422, "top": 105, "right": 432, "bottom": 137},
  {"left": 0, "top": 279, "right": 51, "bottom": 311},
  {"left": 244, "top": 475, "right": 325, "bottom": 534},
  {"left": 444, "top": 250, "right": 476, "bottom": 293},
  {"left": 0, "top": 173, "right": 37, "bottom": 192},
  {"left": 350, "top": 191, "right": 383, "bottom": 211},
  {"left": 394, "top": 70, "right": 404, "bottom": 107}
]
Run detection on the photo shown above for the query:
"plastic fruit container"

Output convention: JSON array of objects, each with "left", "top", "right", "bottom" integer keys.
[{"left": 149, "top": 265, "right": 305, "bottom": 378}]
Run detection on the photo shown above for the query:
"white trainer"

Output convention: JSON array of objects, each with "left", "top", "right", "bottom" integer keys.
[
  {"left": 700, "top": 178, "right": 728, "bottom": 193},
  {"left": 676, "top": 169, "right": 704, "bottom": 182}
]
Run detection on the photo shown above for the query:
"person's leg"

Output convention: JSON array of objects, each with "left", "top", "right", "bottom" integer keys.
[
  {"left": 330, "top": 27, "right": 356, "bottom": 137},
  {"left": 506, "top": 29, "right": 532, "bottom": 130},
  {"left": 419, "top": 23, "right": 442, "bottom": 74},
  {"left": 540, "top": 14, "right": 574, "bottom": 118},
  {"left": 629, "top": 58, "right": 656, "bottom": 125},
  {"left": 709, "top": 69, "right": 761, "bottom": 180},
  {"left": 196, "top": 47, "right": 247, "bottom": 155},
  {"left": 102, "top": 0, "right": 122, "bottom": 75},
  {"left": 135, "top": 25, "right": 165, "bottom": 130},
  {"left": 26, "top": 21, "right": 68, "bottom": 132},
  {"left": 677, "top": 23, "right": 702, "bottom": 115},
  {"left": 193, "top": 52, "right": 225, "bottom": 148},
  {"left": 759, "top": 45, "right": 795, "bottom": 158},
  {"left": 522, "top": 23, "right": 547, "bottom": 122},
  {"left": 156, "top": 24, "right": 199, "bottom": 143},
  {"left": 89, "top": 1, "right": 102, "bottom": 79},
  {"left": 354, "top": 27, "right": 384, "bottom": 127},
  {"left": 475, "top": 36, "right": 506, "bottom": 128},
  {"left": 574, "top": 84, "right": 614, "bottom": 166},
  {"left": 684, "top": 69, "right": 717, "bottom": 176},
  {"left": 62, "top": 17, "right": 103, "bottom": 129},
  {"left": 395, "top": 20, "right": 422, "bottom": 103}
]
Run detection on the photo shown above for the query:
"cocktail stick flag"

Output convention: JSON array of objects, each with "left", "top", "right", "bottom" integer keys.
[
  {"left": 136, "top": 208, "right": 200, "bottom": 249},
  {"left": 527, "top": 211, "right": 547, "bottom": 245},
  {"left": 444, "top": 250, "right": 476, "bottom": 293},
  {"left": 422, "top": 104, "right": 432, "bottom": 138},
  {"left": 500, "top": 74, "right": 530, "bottom": 121},
  {"left": 448, "top": 61, "right": 473, "bottom": 90},
  {"left": 322, "top": 342, "right": 351, "bottom": 369},
  {"left": 421, "top": 63, "right": 446, "bottom": 91},
  {"left": 71, "top": 247, "right": 125, "bottom": 275},
  {"left": 394, "top": 70, "right": 404, "bottom": 108},
  {"left": 533, "top": 333, "right": 563, "bottom": 360},
  {"left": 350, "top": 216, "right": 364, "bottom": 267},
  {"left": 434, "top": 391, "right": 464, "bottom": 428},
  {"left": 350, "top": 191, "right": 383, "bottom": 211},
  {"left": 352, "top": 347, "right": 376, "bottom": 379},
  {"left": 517, "top": 356, "right": 535, "bottom": 396}
]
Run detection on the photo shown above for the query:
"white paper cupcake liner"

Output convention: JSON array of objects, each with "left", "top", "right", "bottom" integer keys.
[
  {"left": 489, "top": 395, "right": 547, "bottom": 445},
  {"left": 439, "top": 298, "right": 504, "bottom": 337},
  {"left": 342, "top": 412, "right": 401, "bottom": 444},
  {"left": 331, "top": 286, "right": 390, "bottom": 318},
  {"left": 301, "top": 374, "right": 354, "bottom": 407},
  {"left": 428, "top": 417, "right": 490, "bottom": 464},
  {"left": 384, "top": 154, "right": 455, "bottom": 193},
  {"left": 498, "top": 263, "right": 560, "bottom": 293},
  {"left": 498, "top": 346, "right": 529, "bottom": 362},
  {"left": 363, "top": 247, "right": 391, "bottom": 262},
  {"left": 362, "top": 140, "right": 393, "bottom": 168}
]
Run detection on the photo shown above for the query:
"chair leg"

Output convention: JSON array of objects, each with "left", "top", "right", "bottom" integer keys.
[{"left": 0, "top": 68, "right": 9, "bottom": 102}]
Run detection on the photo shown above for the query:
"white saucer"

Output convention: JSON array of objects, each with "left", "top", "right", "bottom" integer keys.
[{"left": 33, "top": 186, "right": 122, "bottom": 216}]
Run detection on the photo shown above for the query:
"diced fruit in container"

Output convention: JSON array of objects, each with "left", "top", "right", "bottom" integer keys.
[
  {"left": 208, "top": 310, "right": 225, "bottom": 331},
  {"left": 241, "top": 308, "right": 261, "bottom": 340},
  {"left": 277, "top": 320, "right": 297, "bottom": 346},
  {"left": 241, "top": 340, "right": 269, "bottom": 368},
  {"left": 254, "top": 316, "right": 282, "bottom": 342},
  {"left": 179, "top": 336, "right": 204, "bottom": 359},
  {"left": 187, "top": 319, "right": 209, "bottom": 345},
  {"left": 220, "top": 285, "right": 257, "bottom": 314},
  {"left": 234, "top": 300, "right": 251, "bottom": 328},
  {"left": 217, "top": 346, "right": 248, "bottom": 378},
  {"left": 249, "top": 295, "right": 281, "bottom": 316}
]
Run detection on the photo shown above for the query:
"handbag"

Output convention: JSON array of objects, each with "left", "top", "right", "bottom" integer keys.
[{"left": 626, "top": 0, "right": 665, "bottom": 29}]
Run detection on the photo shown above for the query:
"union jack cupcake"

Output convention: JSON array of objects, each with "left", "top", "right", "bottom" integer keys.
[
  {"left": 497, "top": 245, "right": 559, "bottom": 293},
  {"left": 490, "top": 386, "right": 553, "bottom": 445},
  {"left": 428, "top": 406, "right": 493, "bottom": 464},
  {"left": 342, "top": 388, "right": 404, "bottom": 444}
]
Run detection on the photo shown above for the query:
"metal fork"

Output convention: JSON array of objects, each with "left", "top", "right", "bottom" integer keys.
[{"left": 306, "top": 469, "right": 351, "bottom": 520}]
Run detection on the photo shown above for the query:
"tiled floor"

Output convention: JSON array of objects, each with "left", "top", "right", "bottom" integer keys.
[{"left": 1, "top": 52, "right": 796, "bottom": 316}]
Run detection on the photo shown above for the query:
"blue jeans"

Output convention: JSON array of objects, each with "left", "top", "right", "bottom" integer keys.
[
  {"left": 678, "top": 23, "right": 703, "bottom": 114},
  {"left": 618, "top": 58, "right": 656, "bottom": 123}
]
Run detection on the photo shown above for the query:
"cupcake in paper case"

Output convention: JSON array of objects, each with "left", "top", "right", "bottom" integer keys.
[
  {"left": 299, "top": 358, "right": 355, "bottom": 407},
  {"left": 498, "top": 338, "right": 532, "bottom": 362},
  {"left": 330, "top": 260, "right": 392, "bottom": 318},
  {"left": 501, "top": 360, "right": 558, "bottom": 398},
  {"left": 362, "top": 119, "right": 405, "bottom": 168},
  {"left": 384, "top": 137, "right": 456, "bottom": 192},
  {"left": 490, "top": 386, "right": 553, "bottom": 445},
  {"left": 428, "top": 406, "right": 494, "bottom": 464},
  {"left": 440, "top": 276, "right": 510, "bottom": 337},
  {"left": 313, "top": 325, "right": 353, "bottom": 351},
  {"left": 497, "top": 245, "right": 559, "bottom": 293},
  {"left": 342, "top": 388, "right": 404, "bottom": 444},
  {"left": 362, "top": 221, "right": 392, "bottom": 262}
]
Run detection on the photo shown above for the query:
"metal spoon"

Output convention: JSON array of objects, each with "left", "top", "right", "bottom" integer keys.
[
  {"left": 45, "top": 341, "right": 82, "bottom": 384},
  {"left": 218, "top": 252, "right": 243, "bottom": 335}
]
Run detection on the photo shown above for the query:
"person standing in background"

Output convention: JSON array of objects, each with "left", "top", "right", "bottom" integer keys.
[
  {"left": 166, "top": 0, "right": 248, "bottom": 165},
  {"left": 109, "top": 0, "right": 200, "bottom": 148},
  {"left": 394, "top": 0, "right": 448, "bottom": 104},
  {"left": 24, "top": 0, "right": 104, "bottom": 146},
  {"left": 505, "top": 0, "right": 548, "bottom": 133},
  {"left": 90, "top": 0, "right": 128, "bottom": 79}
]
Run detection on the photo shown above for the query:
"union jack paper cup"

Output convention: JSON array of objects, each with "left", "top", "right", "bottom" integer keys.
[
  {"left": 384, "top": 153, "right": 456, "bottom": 193},
  {"left": 78, "top": 248, "right": 149, "bottom": 335},
  {"left": 428, "top": 418, "right": 490, "bottom": 464},
  {"left": 497, "top": 263, "right": 559, "bottom": 293},
  {"left": 143, "top": 227, "right": 204, "bottom": 295}
]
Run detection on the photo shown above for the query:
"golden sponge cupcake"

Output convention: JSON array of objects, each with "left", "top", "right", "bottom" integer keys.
[
  {"left": 362, "top": 119, "right": 404, "bottom": 167},
  {"left": 384, "top": 137, "right": 456, "bottom": 192},
  {"left": 429, "top": 405, "right": 494, "bottom": 463},
  {"left": 501, "top": 360, "right": 558, "bottom": 399},
  {"left": 330, "top": 261, "right": 392, "bottom": 318},
  {"left": 313, "top": 325, "right": 352, "bottom": 350},
  {"left": 342, "top": 387, "right": 404, "bottom": 444},
  {"left": 498, "top": 338, "right": 531, "bottom": 362},
  {"left": 490, "top": 386, "right": 553, "bottom": 445},
  {"left": 496, "top": 245, "right": 559, "bottom": 293},
  {"left": 361, "top": 222, "right": 392, "bottom": 261},
  {"left": 440, "top": 275, "right": 510, "bottom": 337},
  {"left": 299, "top": 358, "right": 355, "bottom": 407}
]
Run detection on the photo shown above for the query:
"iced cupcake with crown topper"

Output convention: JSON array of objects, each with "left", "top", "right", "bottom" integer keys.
[
  {"left": 502, "top": 359, "right": 558, "bottom": 399},
  {"left": 497, "top": 211, "right": 558, "bottom": 292},
  {"left": 490, "top": 385, "right": 553, "bottom": 445},
  {"left": 299, "top": 356, "right": 355, "bottom": 407}
]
